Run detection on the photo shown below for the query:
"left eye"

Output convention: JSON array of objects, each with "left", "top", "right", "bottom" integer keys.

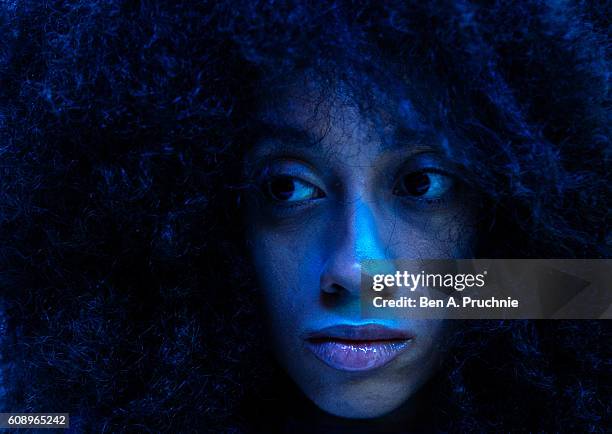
[
  {"left": 264, "top": 175, "right": 324, "bottom": 202},
  {"left": 393, "top": 171, "right": 454, "bottom": 200}
]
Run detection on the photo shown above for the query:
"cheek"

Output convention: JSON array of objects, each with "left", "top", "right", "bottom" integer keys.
[
  {"left": 246, "top": 223, "right": 331, "bottom": 375},
  {"left": 385, "top": 207, "right": 478, "bottom": 258},
  {"left": 246, "top": 222, "right": 324, "bottom": 323}
]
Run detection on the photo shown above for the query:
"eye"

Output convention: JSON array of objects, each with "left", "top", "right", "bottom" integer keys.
[
  {"left": 264, "top": 175, "right": 324, "bottom": 202},
  {"left": 393, "top": 171, "right": 454, "bottom": 200}
]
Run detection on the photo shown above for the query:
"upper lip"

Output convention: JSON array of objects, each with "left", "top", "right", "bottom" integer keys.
[{"left": 304, "top": 323, "right": 413, "bottom": 341}]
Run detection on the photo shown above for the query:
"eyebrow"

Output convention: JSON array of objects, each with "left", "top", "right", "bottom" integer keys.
[
  {"left": 254, "top": 122, "right": 316, "bottom": 147},
  {"left": 388, "top": 125, "right": 441, "bottom": 152},
  {"left": 250, "top": 115, "right": 444, "bottom": 162}
]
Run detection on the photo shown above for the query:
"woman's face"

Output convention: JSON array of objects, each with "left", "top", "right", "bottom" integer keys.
[{"left": 244, "top": 76, "right": 478, "bottom": 419}]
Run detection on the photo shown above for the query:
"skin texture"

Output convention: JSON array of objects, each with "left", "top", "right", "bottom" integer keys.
[
  {"left": 244, "top": 75, "right": 478, "bottom": 419},
  {"left": 1, "top": 2, "right": 608, "bottom": 431}
]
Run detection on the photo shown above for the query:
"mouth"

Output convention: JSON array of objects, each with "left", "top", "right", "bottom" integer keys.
[{"left": 304, "top": 324, "right": 413, "bottom": 372}]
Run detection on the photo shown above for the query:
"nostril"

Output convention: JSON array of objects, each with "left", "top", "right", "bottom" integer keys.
[{"left": 321, "top": 283, "right": 345, "bottom": 295}]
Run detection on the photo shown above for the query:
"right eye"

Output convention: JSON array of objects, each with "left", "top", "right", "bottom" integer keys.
[{"left": 263, "top": 175, "right": 325, "bottom": 203}]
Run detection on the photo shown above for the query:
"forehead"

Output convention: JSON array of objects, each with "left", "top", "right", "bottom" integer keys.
[
  {"left": 250, "top": 73, "right": 444, "bottom": 161},
  {"left": 259, "top": 74, "right": 430, "bottom": 137}
]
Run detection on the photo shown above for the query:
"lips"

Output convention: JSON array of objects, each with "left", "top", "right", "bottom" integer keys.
[{"left": 304, "top": 324, "right": 413, "bottom": 372}]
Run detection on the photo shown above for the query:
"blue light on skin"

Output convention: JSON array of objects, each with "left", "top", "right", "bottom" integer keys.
[{"left": 243, "top": 74, "right": 478, "bottom": 420}]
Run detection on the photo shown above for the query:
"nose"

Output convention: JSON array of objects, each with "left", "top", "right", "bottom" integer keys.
[{"left": 320, "top": 198, "right": 389, "bottom": 297}]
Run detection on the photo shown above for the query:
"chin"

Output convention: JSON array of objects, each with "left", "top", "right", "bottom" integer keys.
[{"left": 308, "top": 382, "right": 414, "bottom": 419}]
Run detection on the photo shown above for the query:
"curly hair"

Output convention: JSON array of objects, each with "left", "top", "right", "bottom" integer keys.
[{"left": 0, "top": 0, "right": 609, "bottom": 432}]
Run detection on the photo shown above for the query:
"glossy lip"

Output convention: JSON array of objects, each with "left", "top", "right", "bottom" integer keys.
[{"left": 304, "top": 324, "right": 414, "bottom": 372}]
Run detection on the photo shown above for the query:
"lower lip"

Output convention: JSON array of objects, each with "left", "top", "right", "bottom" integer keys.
[{"left": 306, "top": 339, "right": 412, "bottom": 372}]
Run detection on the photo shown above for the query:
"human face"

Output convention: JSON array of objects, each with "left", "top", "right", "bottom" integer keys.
[{"left": 243, "top": 76, "right": 478, "bottom": 419}]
